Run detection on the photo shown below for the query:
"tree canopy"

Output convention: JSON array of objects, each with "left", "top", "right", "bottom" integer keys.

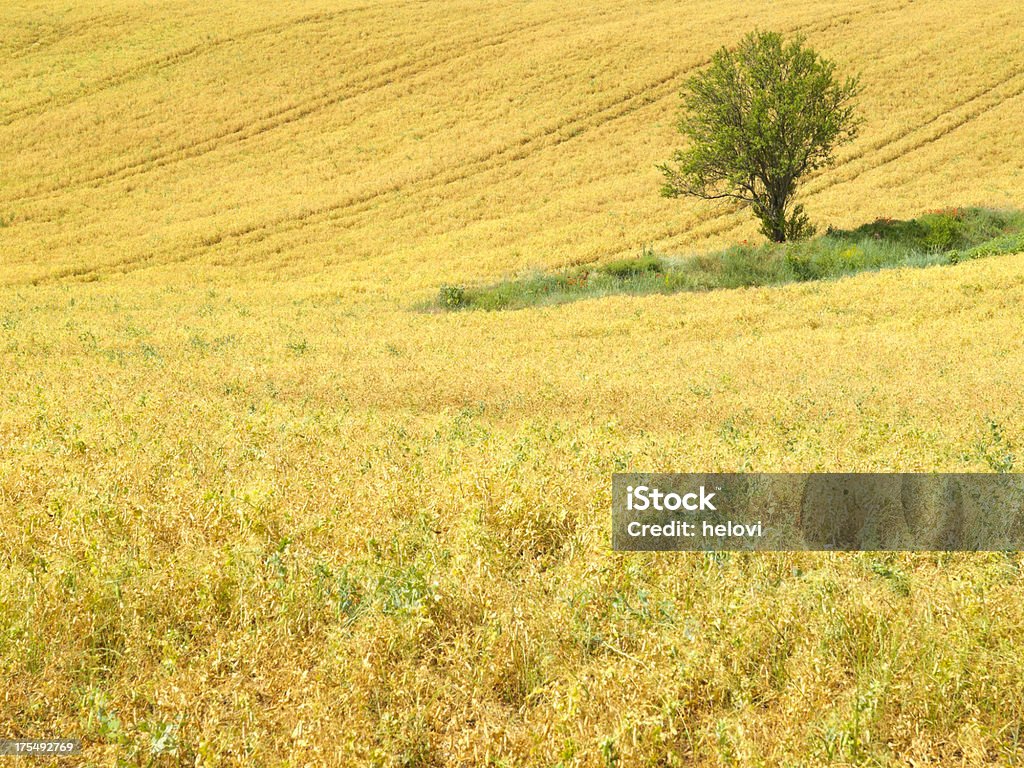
[{"left": 659, "top": 31, "right": 861, "bottom": 242}]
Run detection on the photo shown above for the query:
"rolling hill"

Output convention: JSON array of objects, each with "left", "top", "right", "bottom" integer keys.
[{"left": 2, "top": 1, "right": 1023, "bottom": 765}]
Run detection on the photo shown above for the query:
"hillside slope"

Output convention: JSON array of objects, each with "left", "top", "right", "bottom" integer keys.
[{"left": 2, "top": 1, "right": 1024, "bottom": 765}]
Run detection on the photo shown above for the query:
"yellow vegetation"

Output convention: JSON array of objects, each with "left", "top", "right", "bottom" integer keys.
[{"left": 1, "top": 0, "right": 1024, "bottom": 765}]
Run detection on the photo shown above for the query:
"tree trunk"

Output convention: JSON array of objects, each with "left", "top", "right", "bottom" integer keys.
[{"left": 755, "top": 199, "right": 788, "bottom": 243}]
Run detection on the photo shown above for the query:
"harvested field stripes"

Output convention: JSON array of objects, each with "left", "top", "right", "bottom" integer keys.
[
  {"left": 2, "top": 15, "right": 564, "bottom": 203},
  {"left": 112, "top": 1, "right": 903, "bottom": 268},
  {"left": 226, "top": 24, "right": 1018, "bottom": 273},
  {"left": 1, "top": 10, "right": 134, "bottom": 61},
  {"left": 5, "top": 1, "right": 894, "bottom": 208},
  {"left": 0, "top": 4, "right": 421, "bottom": 128},
  {"left": 2, "top": 0, "right": 1018, "bottom": 293},
  {"left": 18, "top": 51, "right": 1016, "bottom": 287}
]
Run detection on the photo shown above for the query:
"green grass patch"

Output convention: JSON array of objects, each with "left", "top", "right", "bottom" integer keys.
[{"left": 430, "top": 207, "right": 1024, "bottom": 311}]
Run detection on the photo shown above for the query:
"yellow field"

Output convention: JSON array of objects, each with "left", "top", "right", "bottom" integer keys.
[{"left": 2, "top": 0, "right": 1024, "bottom": 765}]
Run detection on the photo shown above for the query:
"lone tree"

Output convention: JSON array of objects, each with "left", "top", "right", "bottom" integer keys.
[{"left": 659, "top": 31, "right": 860, "bottom": 242}]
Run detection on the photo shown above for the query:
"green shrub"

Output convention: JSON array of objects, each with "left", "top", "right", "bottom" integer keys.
[
  {"left": 922, "top": 214, "right": 964, "bottom": 252},
  {"left": 438, "top": 284, "right": 466, "bottom": 309},
  {"left": 599, "top": 255, "right": 664, "bottom": 278},
  {"left": 784, "top": 204, "right": 817, "bottom": 242},
  {"left": 785, "top": 248, "right": 820, "bottom": 281},
  {"left": 838, "top": 217, "right": 928, "bottom": 249}
]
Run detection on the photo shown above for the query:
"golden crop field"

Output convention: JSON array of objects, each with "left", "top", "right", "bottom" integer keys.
[{"left": 2, "top": 0, "right": 1024, "bottom": 765}]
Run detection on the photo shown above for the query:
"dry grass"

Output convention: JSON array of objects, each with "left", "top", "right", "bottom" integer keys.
[{"left": 2, "top": 0, "right": 1024, "bottom": 765}]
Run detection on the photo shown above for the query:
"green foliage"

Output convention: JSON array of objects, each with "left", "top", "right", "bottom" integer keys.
[
  {"left": 778, "top": 203, "right": 817, "bottom": 243},
  {"left": 433, "top": 207, "right": 1024, "bottom": 311},
  {"left": 836, "top": 207, "right": 1023, "bottom": 255},
  {"left": 599, "top": 253, "right": 664, "bottom": 277},
  {"left": 969, "top": 417, "right": 1017, "bottom": 474},
  {"left": 923, "top": 214, "right": 963, "bottom": 252},
  {"left": 437, "top": 283, "right": 466, "bottom": 309},
  {"left": 659, "top": 31, "right": 860, "bottom": 242},
  {"left": 599, "top": 735, "right": 620, "bottom": 768},
  {"left": 286, "top": 338, "right": 309, "bottom": 355},
  {"left": 138, "top": 718, "right": 181, "bottom": 760},
  {"left": 84, "top": 689, "right": 126, "bottom": 744}
]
